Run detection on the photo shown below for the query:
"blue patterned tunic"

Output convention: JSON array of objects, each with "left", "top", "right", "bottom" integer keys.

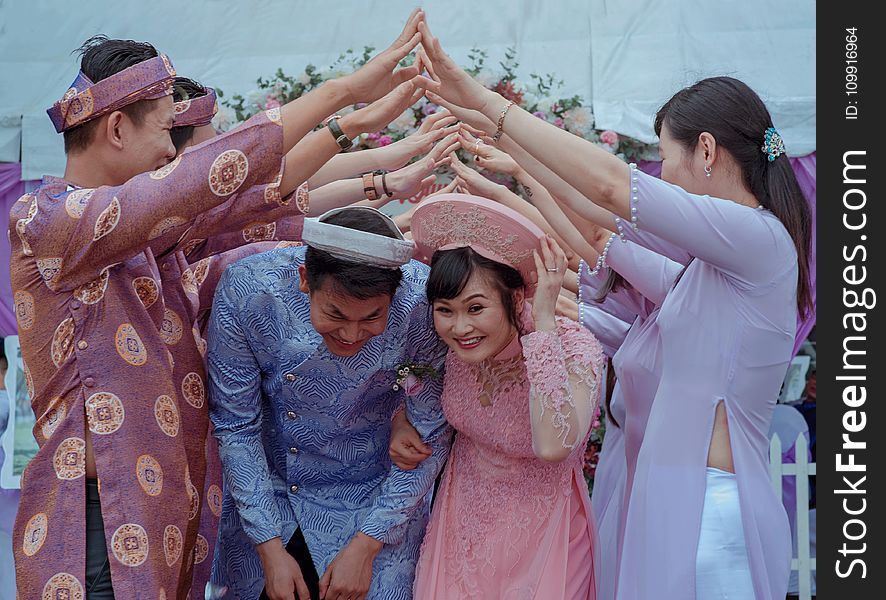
[{"left": 206, "top": 246, "right": 451, "bottom": 599}]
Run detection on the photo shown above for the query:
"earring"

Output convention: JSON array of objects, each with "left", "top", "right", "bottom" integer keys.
[{"left": 704, "top": 165, "right": 712, "bottom": 178}]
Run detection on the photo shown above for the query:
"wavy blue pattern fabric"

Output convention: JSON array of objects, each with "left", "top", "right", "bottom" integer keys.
[{"left": 206, "top": 246, "right": 451, "bottom": 599}]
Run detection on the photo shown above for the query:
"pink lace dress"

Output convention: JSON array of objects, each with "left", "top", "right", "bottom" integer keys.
[{"left": 413, "top": 318, "right": 604, "bottom": 599}]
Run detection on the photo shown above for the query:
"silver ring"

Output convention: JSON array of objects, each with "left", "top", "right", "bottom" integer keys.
[
  {"left": 546, "top": 267, "right": 559, "bottom": 272},
  {"left": 474, "top": 139, "right": 483, "bottom": 153}
]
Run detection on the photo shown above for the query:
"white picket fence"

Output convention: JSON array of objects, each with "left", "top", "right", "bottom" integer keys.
[{"left": 770, "top": 434, "right": 816, "bottom": 599}]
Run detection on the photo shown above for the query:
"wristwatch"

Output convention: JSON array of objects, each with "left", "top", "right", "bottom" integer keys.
[
  {"left": 325, "top": 115, "right": 353, "bottom": 151},
  {"left": 363, "top": 172, "right": 380, "bottom": 200}
]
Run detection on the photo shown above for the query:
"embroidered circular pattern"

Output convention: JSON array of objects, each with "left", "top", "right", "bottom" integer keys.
[
  {"left": 22, "top": 513, "right": 48, "bottom": 557},
  {"left": 160, "top": 309, "right": 184, "bottom": 345},
  {"left": 132, "top": 277, "right": 159, "bottom": 308},
  {"left": 85, "top": 392, "right": 125, "bottom": 435},
  {"left": 193, "top": 534, "right": 209, "bottom": 564},
  {"left": 42, "top": 573, "right": 83, "bottom": 600},
  {"left": 74, "top": 268, "right": 109, "bottom": 305},
  {"left": 93, "top": 197, "right": 121, "bottom": 241},
  {"left": 50, "top": 318, "right": 75, "bottom": 367},
  {"left": 266, "top": 106, "right": 282, "bottom": 125},
  {"left": 242, "top": 221, "right": 276, "bottom": 242},
  {"left": 161, "top": 54, "right": 175, "bottom": 76},
  {"left": 192, "top": 327, "right": 207, "bottom": 357},
  {"left": 24, "top": 362, "right": 35, "bottom": 401},
  {"left": 115, "top": 323, "right": 148, "bottom": 366},
  {"left": 36, "top": 258, "right": 64, "bottom": 289},
  {"left": 150, "top": 154, "right": 182, "bottom": 180},
  {"left": 154, "top": 395, "right": 180, "bottom": 437},
  {"left": 136, "top": 454, "right": 164, "bottom": 497},
  {"left": 53, "top": 437, "right": 86, "bottom": 480},
  {"left": 15, "top": 197, "right": 38, "bottom": 255},
  {"left": 174, "top": 99, "right": 191, "bottom": 114},
  {"left": 65, "top": 89, "right": 95, "bottom": 128},
  {"left": 181, "top": 372, "right": 205, "bottom": 409},
  {"left": 163, "top": 524, "right": 183, "bottom": 566},
  {"left": 187, "top": 481, "right": 200, "bottom": 521},
  {"left": 193, "top": 258, "right": 211, "bottom": 285},
  {"left": 180, "top": 268, "right": 199, "bottom": 296},
  {"left": 111, "top": 523, "right": 149, "bottom": 567},
  {"left": 275, "top": 241, "right": 303, "bottom": 249},
  {"left": 64, "top": 188, "right": 95, "bottom": 219},
  {"left": 207, "top": 484, "right": 223, "bottom": 517},
  {"left": 295, "top": 183, "right": 310, "bottom": 214},
  {"left": 208, "top": 149, "right": 249, "bottom": 196},
  {"left": 148, "top": 215, "right": 188, "bottom": 240},
  {"left": 40, "top": 399, "right": 66, "bottom": 440},
  {"left": 264, "top": 170, "right": 282, "bottom": 204},
  {"left": 16, "top": 218, "right": 34, "bottom": 256},
  {"left": 180, "top": 237, "right": 205, "bottom": 257},
  {"left": 14, "top": 291, "right": 35, "bottom": 330}
]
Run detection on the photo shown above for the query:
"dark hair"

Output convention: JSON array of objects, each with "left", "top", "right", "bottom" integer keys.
[
  {"left": 426, "top": 246, "right": 525, "bottom": 331},
  {"left": 605, "top": 357, "right": 619, "bottom": 429},
  {"left": 63, "top": 35, "right": 160, "bottom": 154},
  {"left": 593, "top": 270, "right": 626, "bottom": 303},
  {"left": 654, "top": 76, "right": 812, "bottom": 317},
  {"left": 304, "top": 211, "right": 403, "bottom": 299},
  {"left": 170, "top": 77, "right": 208, "bottom": 152}
]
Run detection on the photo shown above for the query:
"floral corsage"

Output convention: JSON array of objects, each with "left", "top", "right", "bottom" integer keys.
[{"left": 393, "top": 361, "right": 439, "bottom": 396}]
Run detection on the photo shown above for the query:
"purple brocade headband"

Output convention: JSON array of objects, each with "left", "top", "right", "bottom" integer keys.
[
  {"left": 47, "top": 54, "right": 176, "bottom": 133},
  {"left": 174, "top": 87, "right": 218, "bottom": 128}
]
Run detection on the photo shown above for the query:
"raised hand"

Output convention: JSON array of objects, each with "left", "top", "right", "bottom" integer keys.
[
  {"left": 412, "top": 20, "right": 496, "bottom": 113},
  {"left": 376, "top": 109, "right": 459, "bottom": 171},
  {"left": 386, "top": 132, "right": 459, "bottom": 199},
  {"left": 448, "top": 154, "right": 509, "bottom": 201},
  {"left": 530, "top": 236, "right": 569, "bottom": 332},
  {"left": 423, "top": 91, "right": 495, "bottom": 135},
  {"left": 458, "top": 127, "right": 521, "bottom": 176},
  {"left": 349, "top": 82, "right": 424, "bottom": 138},
  {"left": 340, "top": 8, "right": 425, "bottom": 104}
]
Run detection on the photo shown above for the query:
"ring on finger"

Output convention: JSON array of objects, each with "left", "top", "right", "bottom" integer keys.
[{"left": 474, "top": 139, "right": 483, "bottom": 153}]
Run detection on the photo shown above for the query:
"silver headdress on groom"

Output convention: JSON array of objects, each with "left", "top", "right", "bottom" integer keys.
[{"left": 300, "top": 206, "right": 415, "bottom": 269}]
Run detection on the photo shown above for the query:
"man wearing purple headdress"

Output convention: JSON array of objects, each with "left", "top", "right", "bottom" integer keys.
[{"left": 9, "top": 11, "right": 428, "bottom": 598}]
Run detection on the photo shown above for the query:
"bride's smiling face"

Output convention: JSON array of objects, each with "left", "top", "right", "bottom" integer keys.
[{"left": 432, "top": 271, "right": 520, "bottom": 363}]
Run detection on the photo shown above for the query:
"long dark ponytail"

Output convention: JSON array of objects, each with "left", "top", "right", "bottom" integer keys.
[{"left": 654, "top": 76, "right": 812, "bottom": 317}]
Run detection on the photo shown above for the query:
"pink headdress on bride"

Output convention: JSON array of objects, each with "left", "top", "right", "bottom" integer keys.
[{"left": 411, "top": 193, "right": 547, "bottom": 297}]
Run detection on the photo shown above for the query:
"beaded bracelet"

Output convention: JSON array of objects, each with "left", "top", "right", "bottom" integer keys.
[{"left": 492, "top": 100, "right": 515, "bottom": 143}]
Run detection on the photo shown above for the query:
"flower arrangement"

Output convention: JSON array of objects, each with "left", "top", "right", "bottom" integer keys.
[
  {"left": 216, "top": 46, "right": 659, "bottom": 165},
  {"left": 392, "top": 361, "right": 440, "bottom": 396}
]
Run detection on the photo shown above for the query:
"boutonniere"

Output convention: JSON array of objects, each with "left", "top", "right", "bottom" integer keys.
[{"left": 393, "top": 361, "right": 439, "bottom": 396}]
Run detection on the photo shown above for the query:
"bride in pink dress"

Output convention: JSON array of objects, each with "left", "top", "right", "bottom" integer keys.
[{"left": 396, "top": 194, "right": 604, "bottom": 599}]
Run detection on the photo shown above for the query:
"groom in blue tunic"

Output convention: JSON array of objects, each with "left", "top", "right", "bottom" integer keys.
[{"left": 206, "top": 206, "right": 451, "bottom": 600}]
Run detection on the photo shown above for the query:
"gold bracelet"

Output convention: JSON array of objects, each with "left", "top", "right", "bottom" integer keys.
[{"left": 492, "top": 100, "right": 515, "bottom": 143}]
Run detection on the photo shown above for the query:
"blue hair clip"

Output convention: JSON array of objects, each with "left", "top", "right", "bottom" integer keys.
[{"left": 761, "top": 127, "right": 786, "bottom": 162}]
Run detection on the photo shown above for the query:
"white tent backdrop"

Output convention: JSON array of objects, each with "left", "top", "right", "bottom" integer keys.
[{"left": 0, "top": 0, "right": 814, "bottom": 180}]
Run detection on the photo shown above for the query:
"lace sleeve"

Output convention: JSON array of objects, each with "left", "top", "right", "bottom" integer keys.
[{"left": 521, "top": 317, "right": 604, "bottom": 461}]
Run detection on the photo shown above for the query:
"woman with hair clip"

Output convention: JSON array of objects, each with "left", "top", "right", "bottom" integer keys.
[
  {"left": 415, "top": 20, "right": 810, "bottom": 600},
  {"left": 399, "top": 194, "right": 605, "bottom": 599}
]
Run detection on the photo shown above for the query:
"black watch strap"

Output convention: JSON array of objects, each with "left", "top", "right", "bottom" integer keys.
[{"left": 326, "top": 116, "right": 353, "bottom": 151}]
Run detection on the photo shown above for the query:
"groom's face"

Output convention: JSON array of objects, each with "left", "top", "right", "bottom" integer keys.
[{"left": 300, "top": 274, "right": 392, "bottom": 357}]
